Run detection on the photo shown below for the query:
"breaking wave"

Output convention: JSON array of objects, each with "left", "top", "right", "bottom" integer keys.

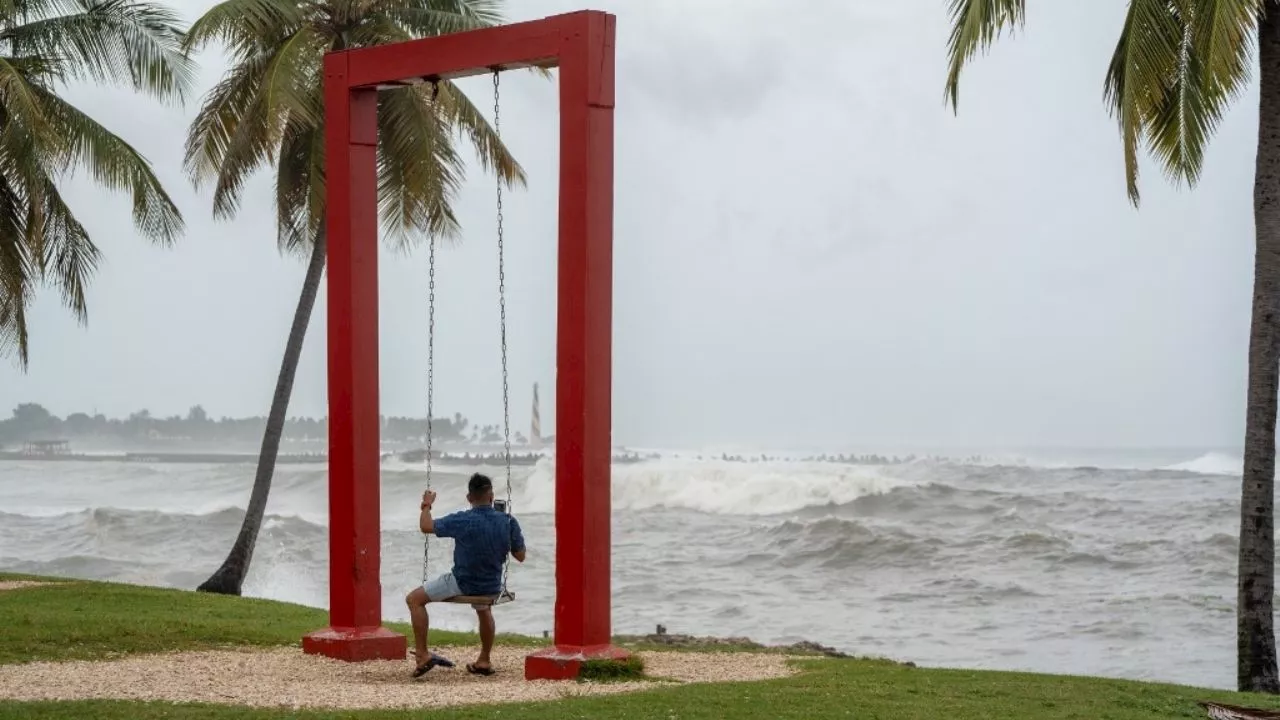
[{"left": 519, "top": 457, "right": 906, "bottom": 515}]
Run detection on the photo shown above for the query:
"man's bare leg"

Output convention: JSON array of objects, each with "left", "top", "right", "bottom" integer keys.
[
  {"left": 475, "top": 608, "right": 496, "bottom": 670},
  {"left": 406, "top": 587, "right": 432, "bottom": 665}
]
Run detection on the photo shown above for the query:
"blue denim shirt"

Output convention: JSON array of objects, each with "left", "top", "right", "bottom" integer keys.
[{"left": 433, "top": 505, "right": 526, "bottom": 595}]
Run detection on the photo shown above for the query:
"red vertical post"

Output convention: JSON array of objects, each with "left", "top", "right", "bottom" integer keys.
[
  {"left": 525, "top": 11, "right": 627, "bottom": 681},
  {"left": 302, "top": 51, "right": 406, "bottom": 661}
]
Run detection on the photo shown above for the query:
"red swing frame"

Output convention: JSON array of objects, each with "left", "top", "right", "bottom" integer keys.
[{"left": 300, "top": 10, "right": 625, "bottom": 681}]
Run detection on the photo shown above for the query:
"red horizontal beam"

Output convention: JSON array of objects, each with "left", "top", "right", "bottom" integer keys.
[{"left": 343, "top": 11, "right": 598, "bottom": 88}]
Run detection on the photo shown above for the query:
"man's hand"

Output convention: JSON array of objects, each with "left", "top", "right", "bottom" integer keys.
[{"left": 419, "top": 490, "right": 437, "bottom": 534}]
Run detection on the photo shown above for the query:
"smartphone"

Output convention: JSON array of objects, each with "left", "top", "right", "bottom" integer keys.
[{"left": 494, "top": 499, "right": 509, "bottom": 514}]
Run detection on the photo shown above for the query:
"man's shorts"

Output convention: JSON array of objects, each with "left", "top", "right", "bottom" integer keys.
[{"left": 423, "top": 573, "right": 490, "bottom": 610}]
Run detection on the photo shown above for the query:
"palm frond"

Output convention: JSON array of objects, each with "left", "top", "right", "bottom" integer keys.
[
  {"left": 35, "top": 86, "right": 183, "bottom": 244},
  {"left": 32, "top": 173, "right": 98, "bottom": 323},
  {"left": 1162, "top": 0, "right": 1262, "bottom": 183},
  {"left": 208, "top": 91, "right": 276, "bottom": 219},
  {"left": 1196, "top": 0, "right": 1262, "bottom": 99},
  {"left": 0, "top": 293, "right": 28, "bottom": 368},
  {"left": 0, "top": 57, "right": 58, "bottom": 153},
  {"left": 377, "top": 84, "right": 464, "bottom": 250},
  {"left": 184, "top": 48, "right": 283, "bottom": 219},
  {"left": 347, "top": 12, "right": 413, "bottom": 48},
  {"left": 0, "top": 175, "right": 33, "bottom": 368},
  {"left": 258, "top": 23, "right": 325, "bottom": 147},
  {"left": 434, "top": 78, "right": 525, "bottom": 188},
  {"left": 0, "top": 54, "right": 64, "bottom": 86},
  {"left": 944, "top": 0, "right": 1025, "bottom": 112},
  {"left": 182, "top": 0, "right": 303, "bottom": 57},
  {"left": 183, "top": 48, "right": 271, "bottom": 190},
  {"left": 1104, "top": 0, "right": 1184, "bottom": 204},
  {"left": 382, "top": 0, "right": 505, "bottom": 36},
  {"left": 5, "top": 0, "right": 196, "bottom": 102},
  {"left": 0, "top": 278, "right": 32, "bottom": 369},
  {"left": 187, "top": 20, "right": 327, "bottom": 220},
  {"left": 273, "top": 116, "right": 315, "bottom": 253},
  {"left": 185, "top": 0, "right": 532, "bottom": 258},
  {"left": 302, "top": 120, "right": 323, "bottom": 250},
  {"left": 327, "top": 0, "right": 361, "bottom": 32},
  {"left": 1145, "top": 1, "right": 1213, "bottom": 192}
]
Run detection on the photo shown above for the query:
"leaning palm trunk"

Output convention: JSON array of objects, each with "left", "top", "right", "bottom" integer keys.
[
  {"left": 1239, "top": 1, "right": 1280, "bottom": 694},
  {"left": 199, "top": 227, "right": 327, "bottom": 595},
  {"left": 184, "top": 0, "right": 525, "bottom": 595}
]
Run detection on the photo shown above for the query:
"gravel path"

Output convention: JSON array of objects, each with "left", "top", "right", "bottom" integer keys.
[{"left": 0, "top": 646, "right": 803, "bottom": 710}]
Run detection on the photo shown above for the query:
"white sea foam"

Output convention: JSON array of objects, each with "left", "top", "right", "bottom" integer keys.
[
  {"left": 518, "top": 457, "right": 906, "bottom": 515},
  {"left": 1163, "top": 451, "right": 1242, "bottom": 476}
]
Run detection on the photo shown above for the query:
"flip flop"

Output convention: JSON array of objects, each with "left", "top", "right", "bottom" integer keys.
[
  {"left": 412, "top": 652, "right": 455, "bottom": 678},
  {"left": 467, "top": 663, "right": 496, "bottom": 676}
]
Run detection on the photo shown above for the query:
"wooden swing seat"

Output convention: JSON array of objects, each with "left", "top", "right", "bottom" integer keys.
[{"left": 442, "top": 590, "right": 516, "bottom": 607}]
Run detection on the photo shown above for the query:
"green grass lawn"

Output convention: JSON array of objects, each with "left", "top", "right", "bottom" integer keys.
[
  {"left": 0, "top": 571, "right": 533, "bottom": 665},
  {"left": 1, "top": 572, "right": 1278, "bottom": 719}
]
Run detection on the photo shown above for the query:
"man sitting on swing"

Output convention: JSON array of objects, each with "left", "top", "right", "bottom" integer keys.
[{"left": 407, "top": 472, "right": 526, "bottom": 678}]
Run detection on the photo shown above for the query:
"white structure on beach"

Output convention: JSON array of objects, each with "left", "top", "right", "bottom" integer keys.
[{"left": 530, "top": 382, "right": 542, "bottom": 449}]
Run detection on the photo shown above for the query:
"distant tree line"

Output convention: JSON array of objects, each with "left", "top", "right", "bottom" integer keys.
[
  {"left": 0, "top": 403, "right": 527, "bottom": 446},
  {"left": 710, "top": 452, "right": 921, "bottom": 465}
]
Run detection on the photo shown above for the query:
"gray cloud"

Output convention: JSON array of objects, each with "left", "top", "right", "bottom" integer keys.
[{"left": 0, "top": 0, "right": 1258, "bottom": 452}]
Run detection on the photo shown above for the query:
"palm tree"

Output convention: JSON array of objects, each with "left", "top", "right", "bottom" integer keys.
[
  {"left": 943, "top": 0, "right": 1278, "bottom": 693},
  {"left": 183, "top": 0, "right": 524, "bottom": 596},
  {"left": 0, "top": 0, "right": 192, "bottom": 369}
]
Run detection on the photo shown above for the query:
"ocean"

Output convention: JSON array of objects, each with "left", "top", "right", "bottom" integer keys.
[{"left": 0, "top": 447, "right": 1250, "bottom": 690}]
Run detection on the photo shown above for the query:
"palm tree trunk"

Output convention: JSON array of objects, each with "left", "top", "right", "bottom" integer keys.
[
  {"left": 1238, "top": 1, "right": 1280, "bottom": 694},
  {"left": 198, "top": 227, "right": 328, "bottom": 595}
]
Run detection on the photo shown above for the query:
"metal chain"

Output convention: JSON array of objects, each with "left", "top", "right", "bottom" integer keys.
[
  {"left": 423, "top": 81, "right": 441, "bottom": 583},
  {"left": 494, "top": 69, "right": 514, "bottom": 598},
  {"left": 422, "top": 230, "right": 437, "bottom": 582}
]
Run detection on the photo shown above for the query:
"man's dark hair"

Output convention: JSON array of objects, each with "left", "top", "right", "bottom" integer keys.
[{"left": 468, "top": 473, "right": 494, "bottom": 497}]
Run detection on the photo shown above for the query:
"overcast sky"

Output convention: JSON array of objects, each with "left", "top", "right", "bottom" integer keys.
[{"left": 0, "top": 0, "right": 1259, "bottom": 451}]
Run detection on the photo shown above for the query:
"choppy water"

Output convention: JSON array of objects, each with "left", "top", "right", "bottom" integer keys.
[{"left": 0, "top": 449, "right": 1251, "bottom": 689}]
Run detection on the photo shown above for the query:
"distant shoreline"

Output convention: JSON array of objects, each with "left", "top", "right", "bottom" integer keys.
[{"left": 0, "top": 449, "right": 653, "bottom": 466}]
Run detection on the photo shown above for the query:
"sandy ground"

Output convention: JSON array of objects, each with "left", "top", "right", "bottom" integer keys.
[
  {"left": 0, "top": 646, "right": 804, "bottom": 710},
  {"left": 0, "top": 581, "right": 54, "bottom": 591}
]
